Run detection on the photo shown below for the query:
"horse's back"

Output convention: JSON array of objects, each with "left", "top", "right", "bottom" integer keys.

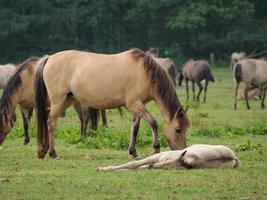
[
  {"left": 43, "top": 50, "right": 151, "bottom": 108},
  {"left": 238, "top": 58, "right": 267, "bottom": 85}
]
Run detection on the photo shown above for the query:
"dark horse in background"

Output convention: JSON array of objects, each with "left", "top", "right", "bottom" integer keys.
[{"left": 177, "top": 59, "right": 215, "bottom": 102}]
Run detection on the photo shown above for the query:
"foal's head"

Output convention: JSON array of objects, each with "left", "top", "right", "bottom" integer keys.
[{"left": 163, "top": 106, "right": 190, "bottom": 150}]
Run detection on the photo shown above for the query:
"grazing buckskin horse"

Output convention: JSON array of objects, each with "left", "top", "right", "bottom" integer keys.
[
  {"left": 230, "top": 52, "right": 246, "bottom": 70},
  {"left": 233, "top": 58, "right": 267, "bottom": 109},
  {"left": 178, "top": 59, "right": 215, "bottom": 102},
  {"left": 146, "top": 48, "right": 177, "bottom": 86},
  {"left": 0, "top": 57, "right": 98, "bottom": 145},
  {"left": 0, "top": 64, "right": 17, "bottom": 88},
  {"left": 34, "top": 48, "right": 190, "bottom": 159},
  {"left": 98, "top": 144, "right": 239, "bottom": 172}
]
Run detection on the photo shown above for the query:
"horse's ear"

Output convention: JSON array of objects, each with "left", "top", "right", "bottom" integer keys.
[
  {"left": 185, "top": 105, "right": 189, "bottom": 112},
  {"left": 175, "top": 106, "right": 184, "bottom": 118}
]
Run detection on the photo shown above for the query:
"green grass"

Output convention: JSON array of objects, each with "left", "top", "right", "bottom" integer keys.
[{"left": 1, "top": 68, "right": 267, "bottom": 199}]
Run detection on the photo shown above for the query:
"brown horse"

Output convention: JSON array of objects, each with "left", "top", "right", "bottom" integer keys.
[
  {"left": 146, "top": 48, "right": 177, "bottom": 86},
  {"left": 0, "top": 57, "right": 98, "bottom": 146},
  {"left": 233, "top": 58, "right": 267, "bottom": 109},
  {"left": 236, "top": 88, "right": 261, "bottom": 101},
  {"left": 178, "top": 59, "right": 215, "bottom": 102},
  {"left": 34, "top": 49, "right": 190, "bottom": 159}
]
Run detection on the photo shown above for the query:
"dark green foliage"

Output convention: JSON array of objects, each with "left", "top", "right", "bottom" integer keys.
[{"left": 0, "top": 1, "right": 266, "bottom": 63}]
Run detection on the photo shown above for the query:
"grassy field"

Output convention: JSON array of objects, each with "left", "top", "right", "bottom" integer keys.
[{"left": 0, "top": 68, "right": 267, "bottom": 199}]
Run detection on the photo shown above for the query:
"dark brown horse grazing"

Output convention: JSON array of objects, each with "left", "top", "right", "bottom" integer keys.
[
  {"left": 0, "top": 56, "right": 98, "bottom": 146},
  {"left": 178, "top": 59, "right": 215, "bottom": 102},
  {"left": 146, "top": 48, "right": 177, "bottom": 86},
  {"left": 34, "top": 49, "right": 190, "bottom": 159},
  {"left": 233, "top": 58, "right": 267, "bottom": 109}
]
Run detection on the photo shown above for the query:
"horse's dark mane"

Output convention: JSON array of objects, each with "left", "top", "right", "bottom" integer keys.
[
  {"left": 131, "top": 48, "right": 181, "bottom": 120},
  {"left": 0, "top": 57, "right": 40, "bottom": 115}
]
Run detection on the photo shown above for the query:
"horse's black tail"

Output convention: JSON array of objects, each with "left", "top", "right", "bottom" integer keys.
[
  {"left": 234, "top": 63, "right": 242, "bottom": 83},
  {"left": 34, "top": 56, "right": 49, "bottom": 159},
  {"left": 88, "top": 108, "right": 99, "bottom": 131},
  {"left": 204, "top": 68, "right": 215, "bottom": 82}
]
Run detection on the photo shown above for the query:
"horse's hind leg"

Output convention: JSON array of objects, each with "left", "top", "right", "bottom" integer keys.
[
  {"left": 192, "top": 81, "right": 195, "bottom": 100},
  {"left": 48, "top": 97, "right": 67, "bottom": 158},
  {"left": 244, "top": 85, "right": 251, "bottom": 109},
  {"left": 233, "top": 82, "right": 240, "bottom": 110},
  {"left": 196, "top": 82, "right": 203, "bottom": 101},
  {"left": 260, "top": 87, "right": 267, "bottom": 109},
  {"left": 128, "top": 114, "right": 141, "bottom": 158},
  {"left": 203, "top": 80, "right": 209, "bottom": 102}
]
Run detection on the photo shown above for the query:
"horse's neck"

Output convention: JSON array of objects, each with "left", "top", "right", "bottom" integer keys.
[{"left": 153, "top": 93, "right": 179, "bottom": 123}]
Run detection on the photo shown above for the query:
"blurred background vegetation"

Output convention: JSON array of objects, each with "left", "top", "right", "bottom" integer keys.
[{"left": 0, "top": 0, "right": 266, "bottom": 64}]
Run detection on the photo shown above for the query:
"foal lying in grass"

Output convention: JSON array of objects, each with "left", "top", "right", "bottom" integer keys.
[{"left": 98, "top": 144, "right": 239, "bottom": 172}]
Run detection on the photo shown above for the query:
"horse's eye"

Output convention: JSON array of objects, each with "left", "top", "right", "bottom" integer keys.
[{"left": 176, "top": 128, "right": 181, "bottom": 134}]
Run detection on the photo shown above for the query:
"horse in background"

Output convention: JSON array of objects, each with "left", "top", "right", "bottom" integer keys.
[
  {"left": 233, "top": 58, "right": 267, "bottom": 109},
  {"left": 236, "top": 87, "right": 261, "bottom": 101},
  {"left": 146, "top": 48, "right": 177, "bottom": 86},
  {"left": 0, "top": 56, "right": 98, "bottom": 146},
  {"left": 230, "top": 52, "right": 246, "bottom": 70},
  {"left": 177, "top": 59, "right": 215, "bottom": 102},
  {"left": 34, "top": 48, "right": 190, "bottom": 159},
  {"left": 0, "top": 64, "right": 18, "bottom": 88}
]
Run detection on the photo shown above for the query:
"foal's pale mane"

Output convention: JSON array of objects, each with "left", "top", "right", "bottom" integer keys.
[{"left": 131, "top": 48, "right": 181, "bottom": 120}]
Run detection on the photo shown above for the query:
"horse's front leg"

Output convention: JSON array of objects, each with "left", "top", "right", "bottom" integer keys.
[
  {"left": 185, "top": 79, "right": 189, "bottom": 100},
  {"left": 244, "top": 85, "right": 251, "bottom": 109},
  {"left": 192, "top": 81, "right": 195, "bottom": 100},
  {"left": 196, "top": 82, "right": 203, "bottom": 101},
  {"left": 129, "top": 101, "right": 160, "bottom": 156},
  {"left": 261, "top": 87, "right": 267, "bottom": 109},
  {"left": 128, "top": 114, "right": 141, "bottom": 158},
  {"left": 20, "top": 106, "right": 31, "bottom": 145}
]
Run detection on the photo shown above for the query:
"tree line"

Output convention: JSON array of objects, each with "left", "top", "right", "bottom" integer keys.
[{"left": 0, "top": 0, "right": 266, "bottom": 65}]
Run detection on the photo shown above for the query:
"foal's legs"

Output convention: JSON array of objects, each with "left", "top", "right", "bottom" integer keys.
[
  {"left": 128, "top": 101, "right": 160, "bottom": 157},
  {"left": 244, "top": 85, "right": 251, "bottom": 109},
  {"left": 98, "top": 153, "right": 160, "bottom": 172},
  {"left": 261, "top": 87, "right": 267, "bottom": 109},
  {"left": 185, "top": 79, "right": 189, "bottom": 100},
  {"left": 128, "top": 114, "right": 141, "bottom": 158},
  {"left": 203, "top": 80, "right": 209, "bottom": 102},
  {"left": 192, "top": 81, "right": 195, "bottom": 100},
  {"left": 196, "top": 81, "right": 203, "bottom": 101}
]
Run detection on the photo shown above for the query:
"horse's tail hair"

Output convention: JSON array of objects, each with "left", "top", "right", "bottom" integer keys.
[
  {"left": 204, "top": 68, "right": 215, "bottom": 82},
  {"left": 34, "top": 56, "right": 49, "bottom": 159},
  {"left": 234, "top": 63, "right": 242, "bottom": 83},
  {"left": 88, "top": 108, "right": 99, "bottom": 131}
]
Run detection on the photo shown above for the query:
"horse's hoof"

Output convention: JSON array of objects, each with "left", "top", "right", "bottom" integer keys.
[
  {"left": 49, "top": 151, "right": 58, "bottom": 159},
  {"left": 37, "top": 151, "right": 46, "bottom": 159},
  {"left": 23, "top": 139, "right": 30, "bottom": 145}
]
